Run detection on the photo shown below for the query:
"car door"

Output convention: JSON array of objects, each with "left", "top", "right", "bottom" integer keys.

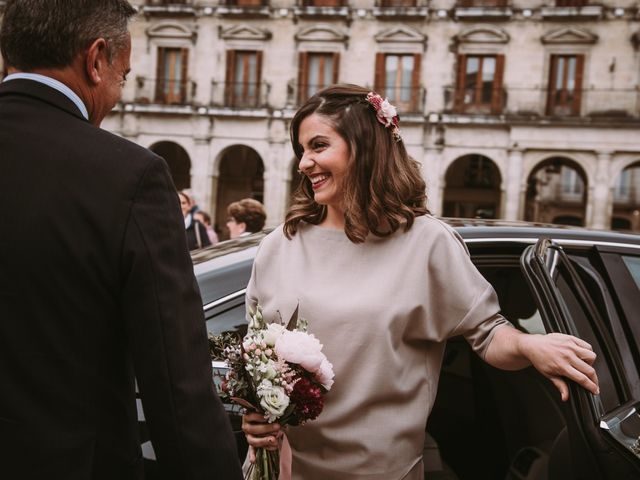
[{"left": 521, "top": 237, "right": 640, "bottom": 479}]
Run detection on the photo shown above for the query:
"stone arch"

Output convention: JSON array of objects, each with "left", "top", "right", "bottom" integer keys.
[
  {"left": 611, "top": 160, "right": 640, "bottom": 232},
  {"left": 149, "top": 141, "right": 191, "bottom": 190},
  {"left": 213, "top": 145, "right": 265, "bottom": 238},
  {"left": 524, "top": 156, "right": 588, "bottom": 226},
  {"left": 442, "top": 154, "right": 502, "bottom": 219}
]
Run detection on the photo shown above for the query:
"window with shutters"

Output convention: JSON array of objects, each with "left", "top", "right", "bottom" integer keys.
[
  {"left": 225, "top": 50, "right": 263, "bottom": 108},
  {"left": 374, "top": 53, "right": 422, "bottom": 113},
  {"left": 155, "top": 47, "right": 189, "bottom": 104},
  {"left": 298, "top": 52, "right": 339, "bottom": 104},
  {"left": 546, "top": 54, "right": 584, "bottom": 116},
  {"left": 454, "top": 54, "right": 504, "bottom": 114}
]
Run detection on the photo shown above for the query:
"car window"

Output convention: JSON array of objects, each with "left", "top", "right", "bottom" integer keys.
[
  {"left": 554, "top": 262, "right": 623, "bottom": 412},
  {"left": 478, "top": 265, "right": 547, "bottom": 335},
  {"left": 205, "top": 302, "right": 248, "bottom": 337},
  {"left": 622, "top": 255, "right": 640, "bottom": 290}
]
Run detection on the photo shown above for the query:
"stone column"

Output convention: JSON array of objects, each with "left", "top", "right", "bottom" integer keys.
[
  {"left": 589, "top": 151, "right": 613, "bottom": 230},
  {"left": 190, "top": 116, "right": 214, "bottom": 213},
  {"left": 504, "top": 148, "right": 524, "bottom": 221},
  {"left": 262, "top": 142, "right": 289, "bottom": 227},
  {"left": 423, "top": 148, "right": 444, "bottom": 216}
]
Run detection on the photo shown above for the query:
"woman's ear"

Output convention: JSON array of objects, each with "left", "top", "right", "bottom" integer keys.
[{"left": 85, "top": 38, "right": 108, "bottom": 85}]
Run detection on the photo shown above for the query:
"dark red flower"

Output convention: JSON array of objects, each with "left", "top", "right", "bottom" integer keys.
[{"left": 290, "top": 377, "right": 324, "bottom": 424}]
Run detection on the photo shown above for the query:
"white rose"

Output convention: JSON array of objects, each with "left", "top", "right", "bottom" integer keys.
[
  {"left": 257, "top": 380, "right": 290, "bottom": 421},
  {"left": 263, "top": 323, "right": 286, "bottom": 347},
  {"left": 275, "top": 330, "right": 324, "bottom": 372},
  {"left": 380, "top": 99, "right": 397, "bottom": 123},
  {"left": 314, "top": 358, "right": 335, "bottom": 390},
  {"left": 257, "top": 360, "right": 279, "bottom": 380}
]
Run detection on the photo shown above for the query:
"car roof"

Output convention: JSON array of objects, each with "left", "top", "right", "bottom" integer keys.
[{"left": 191, "top": 217, "right": 640, "bottom": 271}]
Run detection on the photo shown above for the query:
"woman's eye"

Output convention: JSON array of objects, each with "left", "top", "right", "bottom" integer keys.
[{"left": 313, "top": 143, "right": 327, "bottom": 150}]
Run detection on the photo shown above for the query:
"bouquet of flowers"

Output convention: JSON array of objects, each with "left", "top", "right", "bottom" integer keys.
[{"left": 209, "top": 305, "right": 334, "bottom": 480}]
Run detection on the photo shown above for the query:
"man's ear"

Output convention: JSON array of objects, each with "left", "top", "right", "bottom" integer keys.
[
  {"left": 85, "top": 38, "right": 108, "bottom": 86},
  {"left": 239, "top": 222, "right": 247, "bottom": 234}
]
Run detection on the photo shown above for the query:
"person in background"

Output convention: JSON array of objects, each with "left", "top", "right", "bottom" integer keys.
[
  {"left": 194, "top": 210, "right": 219, "bottom": 246},
  {"left": 179, "top": 191, "right": 211, "bottom": 250},
  {"left": 226, "top": 198, "right": 267, "bottom": 239}
]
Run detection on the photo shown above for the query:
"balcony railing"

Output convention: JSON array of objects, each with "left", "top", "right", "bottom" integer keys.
[
  {"left": 134, "top": 77, "right": 196, "bottom": 105},
  {"left": 210, "top": 81, "right": 270, "bottom": 109},
  {"left": 372, "top": 0, "right": 428, "bottom": 18},
  {"left": 444, "top": 86, "right": 640, "bottom": 119},
  {"left": 142, "top": 0, "right": 195, "bottom": 14}
]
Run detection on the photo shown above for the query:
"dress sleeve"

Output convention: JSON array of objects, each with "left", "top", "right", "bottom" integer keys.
[{"left": 425, "top": 222, "right": 511, "bottom": 359}]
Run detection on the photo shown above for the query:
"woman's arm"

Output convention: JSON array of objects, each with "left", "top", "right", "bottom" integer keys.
[{"left": 484, "top": 326, "right": 599, "bottom": 401}]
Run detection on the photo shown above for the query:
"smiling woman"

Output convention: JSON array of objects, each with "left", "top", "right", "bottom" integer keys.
[{"left": 241, "top": 84, "right": 600, "bottom": 480}]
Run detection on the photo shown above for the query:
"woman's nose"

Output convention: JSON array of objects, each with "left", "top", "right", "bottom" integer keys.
[{"left": 298, "top": 153, "right": 315, "bottom": 173}]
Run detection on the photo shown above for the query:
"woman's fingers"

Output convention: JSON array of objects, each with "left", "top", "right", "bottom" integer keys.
[{"left": 245, "top": 433, "right": 280, "bottom": 451}]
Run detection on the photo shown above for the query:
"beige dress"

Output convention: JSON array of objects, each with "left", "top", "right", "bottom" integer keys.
[{"left": 246, "top": 215, "right": 510, "bottom": 480}]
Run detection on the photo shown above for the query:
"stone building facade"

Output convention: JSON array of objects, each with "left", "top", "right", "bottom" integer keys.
[{"left": 3, "top": 0, "right": 640, "bottom": 236}]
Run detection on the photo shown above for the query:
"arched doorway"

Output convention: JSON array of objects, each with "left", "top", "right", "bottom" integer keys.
[
  {"left": 611, "top": 161, "right": 640, "bottom": 232},
  {"left": 149, "top": 141, "right": 191, "bottom": 190},
  {"left": 215, "top": 145, "right": 264, "bottom": 238},
  {"left": 524, "top": 157, "right": 587, "bottom": 226},
  {"left": 442, "top": 154, "right": 502, "bottom": 219}
]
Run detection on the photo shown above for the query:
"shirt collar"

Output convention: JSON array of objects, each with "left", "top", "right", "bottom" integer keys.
[{"left": 3, "top": 72, "right": 89, "bottom": 120}]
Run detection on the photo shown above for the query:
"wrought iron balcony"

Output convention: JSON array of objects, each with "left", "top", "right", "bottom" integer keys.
[
  {"left": 443, "top": 86, "right": 640, "bottom": 120},
  {"left": 142, "top": 0, "right": 196, "bottom": 15},
  {"left": 372, "top": 0, "right": 428, "bottom": 18},
  {"left": 210, "top": 81, "right": 270, "bottom": 109},
  {"left": 134, "top": 77, "right": 196, "bottom": 106},
  {"left": 217, "top": 0, "right": 271, "bottom": 17}
]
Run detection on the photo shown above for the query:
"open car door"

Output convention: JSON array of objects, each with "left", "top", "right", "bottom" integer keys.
[{"left": 521, "top": 238, "right": 640, "bottom": 479}]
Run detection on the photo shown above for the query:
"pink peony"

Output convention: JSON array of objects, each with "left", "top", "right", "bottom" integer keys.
[
  {"left": 314, "top": 358, "right": 334, "bottom": 390},
  {"left": 275, "top": 330, "right": 325, "bottom": 372}
]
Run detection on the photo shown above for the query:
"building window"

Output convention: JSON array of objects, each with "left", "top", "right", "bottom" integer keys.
[
  {"left": 298, "top": 52, "right": 339, "bottom": 104},
  {"left": 547, "top": 54, "right": 584, "bottom": 116},
  {"left": 561, "top": 166, "right": 584, "bottom": 196},
  {"left": 155, "top": 47, "right": 189, "bottom": 104},
  {"left": 374, "top": 53, "right": 422, "bottom": 113},
  {"left": 454, "top": 54, "right": 504, "bottom": 114},
  {"left": 225, "top": 50, "right": 263, "bottom": 108},
  {"left": 613, "top": 168, "right": 631, "bottom": 202}
]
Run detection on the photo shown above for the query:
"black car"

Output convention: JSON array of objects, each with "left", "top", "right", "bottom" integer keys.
[{"left": 141, "top": 219, "right": 640, "bottom": 479}]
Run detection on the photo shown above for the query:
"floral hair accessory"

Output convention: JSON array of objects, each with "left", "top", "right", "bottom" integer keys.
[{"left": 365, "top": 91, "right": 402, "bottom": 142}]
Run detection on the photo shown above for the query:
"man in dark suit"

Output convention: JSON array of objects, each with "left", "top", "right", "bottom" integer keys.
[{"left": 0, "top": 1, "right": 243, "bottom": 479}]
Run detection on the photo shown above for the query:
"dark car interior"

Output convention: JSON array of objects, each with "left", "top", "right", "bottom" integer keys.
[{"left": 426, "top": 263, "right": 575, "bottom": 480}]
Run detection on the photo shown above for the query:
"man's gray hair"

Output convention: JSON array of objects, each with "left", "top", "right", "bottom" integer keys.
[{"left": 0, "top": 0, "right": 137, "bottom": 71}]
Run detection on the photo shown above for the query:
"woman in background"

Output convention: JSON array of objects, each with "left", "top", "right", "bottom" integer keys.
[{"left": 178, "top": 190, "right": 211, "bottom": 250}]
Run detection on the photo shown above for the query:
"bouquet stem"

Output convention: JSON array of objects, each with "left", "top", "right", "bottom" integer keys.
[{"left": 246, "top": 447, "right": 280, "bottom": 480}]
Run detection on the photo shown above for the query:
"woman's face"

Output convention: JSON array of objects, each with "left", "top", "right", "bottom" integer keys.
[
  {"left": 178, "top": 194, "right": 190, "bottom": 217},
  {"left": 297, "top": 113, "right": 350, "bottom": 212}
]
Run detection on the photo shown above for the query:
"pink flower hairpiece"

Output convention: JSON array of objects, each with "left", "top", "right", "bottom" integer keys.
[{"left": 365, "top": 92, "right": 402, "bottom": 142}]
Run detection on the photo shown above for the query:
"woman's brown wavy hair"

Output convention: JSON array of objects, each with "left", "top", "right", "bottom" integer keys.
[{"left": 284, "top": 84, "right": 429, "bottom": 243}]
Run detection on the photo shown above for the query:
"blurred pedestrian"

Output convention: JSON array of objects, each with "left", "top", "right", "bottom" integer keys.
[
  {"left": 194, "top": 210, "right": 219, "bottom": 245},
  {"left": 0, "top": 1, "right": 242, "bottom": 479},
  {"left": 179, "top": 191, "right": 211, "bottom": 250},
  {"left": 226, "top": 198, "right": 267, "bottom": 239}
]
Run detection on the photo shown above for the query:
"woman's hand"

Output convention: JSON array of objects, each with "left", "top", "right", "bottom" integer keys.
[
  {"left": 485, "top": 327, "right": 599, "bottom": 401},
  {"left": 242, "top": 412, "right": 282, "bottom": 463},
  {"left": 518, "top": 332, "right": 599, "bottom": 402}
]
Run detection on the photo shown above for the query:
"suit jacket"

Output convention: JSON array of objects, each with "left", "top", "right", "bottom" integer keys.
[{"left": 0, "top": 79, "right": 242, "bottom": 480}]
